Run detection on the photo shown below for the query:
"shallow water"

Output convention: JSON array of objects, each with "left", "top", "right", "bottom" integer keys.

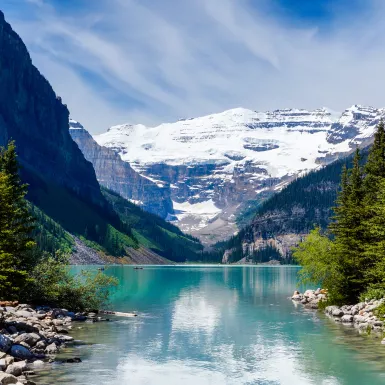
[{"left": 34, "top": 266, "right": 385, "bottom": 384}]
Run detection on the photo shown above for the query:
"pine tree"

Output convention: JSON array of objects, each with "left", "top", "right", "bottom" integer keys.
[
  {"left": 364, "top": 119, "right": 385, "bottom": 195},
  {"left": 329, "top": 149, "right": 366, "bottom": 303},
  {"left": 0, "top": 142, "right": 35, "bottom": 298},
  {"left": 362, "top": 179, "right": 385, "bottom": 287}
]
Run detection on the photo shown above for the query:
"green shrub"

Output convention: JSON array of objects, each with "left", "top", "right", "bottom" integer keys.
[
  {"left": 359, "top": 286, "right": 385, "bottom": 302},
  {"left": 373, "top": 303, "right": 385, "bottom": 321},
  {"left": 22, "top": 252, "right": 118, "bottom": 311}
]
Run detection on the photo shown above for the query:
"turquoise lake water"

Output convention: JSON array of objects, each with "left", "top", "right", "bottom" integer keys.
[{"left": 35, "top": 266, "right": 385, "bottom": 384}]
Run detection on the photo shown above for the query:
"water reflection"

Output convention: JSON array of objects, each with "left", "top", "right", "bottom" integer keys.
[{"left": 34, "top": 266, "right": 385, "bottom": 385}]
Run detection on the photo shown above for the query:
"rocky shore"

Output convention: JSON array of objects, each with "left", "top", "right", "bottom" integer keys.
[
  {"left": 292, "top": 289, "right": 385, "bottom": 344},
  {"left": 0, "top": 302, "right": 110, "bottom": 384}
]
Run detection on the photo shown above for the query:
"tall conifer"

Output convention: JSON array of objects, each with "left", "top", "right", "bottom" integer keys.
[
  {"left": 329, "top": 149, "right": 366, "bottom": 302},
  {"left": 0, "top": 142, "right": 35, "bottom": 298}
]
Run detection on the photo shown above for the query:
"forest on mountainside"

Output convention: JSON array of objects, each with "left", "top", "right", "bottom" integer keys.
[
  {"left": 216, "top": 148, "right": 369, "bottom": 264},
  {"left": 295, "top": 121, "right": 385, "bottom": 305}
]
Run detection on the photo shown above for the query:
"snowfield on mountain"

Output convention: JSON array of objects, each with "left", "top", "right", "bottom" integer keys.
[{"left": 92, "top": 105, "right": 383, "bottom": 243}]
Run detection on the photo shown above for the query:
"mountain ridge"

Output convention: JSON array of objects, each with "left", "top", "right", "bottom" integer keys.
[{"left": 94, "top": 104, "right": 383, "bottom": 243}]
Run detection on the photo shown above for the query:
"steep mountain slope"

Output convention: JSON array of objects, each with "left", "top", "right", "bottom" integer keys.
[
  {"left": 102, "top": 188, "right": 203, "bottom": 263},
  {"left": 0, "top": 10, "right": 103, "bottom": 207},
  {"left": 95, "top": 106, "right": 384, "bottom": 243},
  {"left": 69, "top": 119, "right": 174, "bottom": 219},
  {"left": 220, "top": 149, "right": 368, "bottom": 264},
  {"left": 0, "top": 10, "right": 203, "bottom": 264}
]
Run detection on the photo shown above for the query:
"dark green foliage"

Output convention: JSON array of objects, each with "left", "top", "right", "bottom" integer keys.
[
  {"left": 22, "top": 252, "right": 118, "bottom": 311},
  {"left": 102, "top": 188, "right": 204, "bottom": 262},
  {"left": 328, "top": 150, "right": 368, "bottom": 303},
  {"left": 23, "top": 165, "right": 138, "bottom": 257},
  {"left": 0, "top": 142, "right": 36, "bottom": 299},
  {"left": 29, "top": 203, "right": 74, "bottom": 254}
]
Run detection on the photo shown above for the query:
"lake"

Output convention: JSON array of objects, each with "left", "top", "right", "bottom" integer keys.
[{"left": 35, "top": 266, "right": 385, "bottom": 385}]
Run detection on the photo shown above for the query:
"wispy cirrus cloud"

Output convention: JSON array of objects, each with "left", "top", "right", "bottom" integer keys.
[{"left": 2, "top": 0, "right": 385, "bottom": 133}]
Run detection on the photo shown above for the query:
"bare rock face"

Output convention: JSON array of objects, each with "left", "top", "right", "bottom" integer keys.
[
  {"left": 69, "top": 120, "right": 174, "bottom": 219},
  {"left": 0, "top": 11, "right": 105, "bottom": 207}
]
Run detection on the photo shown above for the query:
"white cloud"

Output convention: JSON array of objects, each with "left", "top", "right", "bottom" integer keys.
[{"left": 4, "top": 0, "right": 385, "bottom": 133}]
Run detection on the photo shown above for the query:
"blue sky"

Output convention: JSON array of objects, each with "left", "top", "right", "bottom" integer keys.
[{"left": 1, "top": 0, "right": 384, "bottom": 133}]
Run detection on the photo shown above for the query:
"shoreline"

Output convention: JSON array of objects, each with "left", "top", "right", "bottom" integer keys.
[
  {"left": 0, "top": 303, "right": 116, "bottom": 385},
  {"left": 291, "top": 289, "right": 385, "bottom": 344}
]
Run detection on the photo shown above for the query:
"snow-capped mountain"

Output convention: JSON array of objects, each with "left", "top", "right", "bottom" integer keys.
[{"left": 94, "top": 105, "right": 384, "bottom": 243}]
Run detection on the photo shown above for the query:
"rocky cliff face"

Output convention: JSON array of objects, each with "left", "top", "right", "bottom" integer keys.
[
  {"left": 69, "top": 120, "right": 174, "bottom": 219},
  {"left": 95, "top": 105, "right": 384, "bottom": 243},
  {"left": 0, "top": 11, "right": 103, "bottom": 206}
]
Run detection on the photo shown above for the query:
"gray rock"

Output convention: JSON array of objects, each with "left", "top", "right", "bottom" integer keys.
[
  {"left": 332, "top": 309, "right": 344, "bottom": 317},
  {"left": 15, "top": 311, "right": 36, "bottom": 319},
  {"left": 45, "top": 343, "right": 58, "bottom": 355},
  {"left": 357, "top": 322, "right": 371, "bottom": 331},
  {"left": 55, "top": 335, "right": 74, "bottom": 343},
  {"left": 353, "top": 315, "right": 368, "bottom": 323},
  {"left": 5, "top": 361, "right": 26, "bottom": 377},
  {"left": 34, "top": 340, "right": 46, "bottom": 350},
  {"left": 325, "top": 306, "right": 340, "bottom": 315},
  {"left": 31, "top": 360, "right": 44, "bottom": 368},
  {"left": 14, "top": 333, "right": 40, "bottom": 347},
  {"left": 0, "top": 372, "right": 18, "bottom": 384},
  {"left": 341, "top": 315, "right": 353, "bottom": 323}
]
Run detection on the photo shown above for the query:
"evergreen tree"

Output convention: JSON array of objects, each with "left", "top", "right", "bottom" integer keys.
[
  {"left": 0, "top": 142, "right": 35, "bottom": 298},
  {"left": 329, "top": 149, "right": 366, "bottom": 303},
  {"left": 364, "top": 119, "right": 385, "bottom": 201},
  {"left": 362, "top": 179, "right": 385, "bottom": 288}
]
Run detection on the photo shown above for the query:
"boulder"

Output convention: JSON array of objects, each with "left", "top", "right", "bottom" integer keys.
[
  {"left": 0, "top": 334, "right": 12, "bottom": 353},
  {"left": 10, "top": 322, "right": 39, "bottom": 334},
  {"left": 5, "top": 361, "right": 26, "bottom": 377},
  {"left": 341, "top": 315, "right": 354, "bottom": 323},
  {"left": 332, "top": 308, "right": 344, "bottom": 317},
  {"left": 14, "top": 333, "right": 40, "bottom": 347},
  {"left": 357, "top": 322, "right": 371, "bottom": 331},
  {"left": 9, "top": 345, "right": 34, "bottom": 360},
  {"left": 55, "top": 335, "right": 74, "bottom": 343},
  {"left": 5, "top": 356, "right": 14, "bottom": 366},
  {"left": 45, "top": 343, "right": 58, "bottom": 355},
  {"left": 0, "top": 372, "right": 18, "bottom": 385},
  {"left": 15, "top": 311, "right": 36, "bottom": 319},
  {"left": 325, "top": 306, "right": 340, "bottom": 315},
  {"left": 353, "top": 315, "right": 368, "bottom": 323},
  {"left": 31, "top": 360, "right": 44, "bottom": 368},
  {"left": 34, "top": 340, "right": 46, "bottom": 350}
]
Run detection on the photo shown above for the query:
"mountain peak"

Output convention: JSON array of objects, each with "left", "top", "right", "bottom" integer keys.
[{"left": 69, "top": 119, "right": 85, "bottom": 130}]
